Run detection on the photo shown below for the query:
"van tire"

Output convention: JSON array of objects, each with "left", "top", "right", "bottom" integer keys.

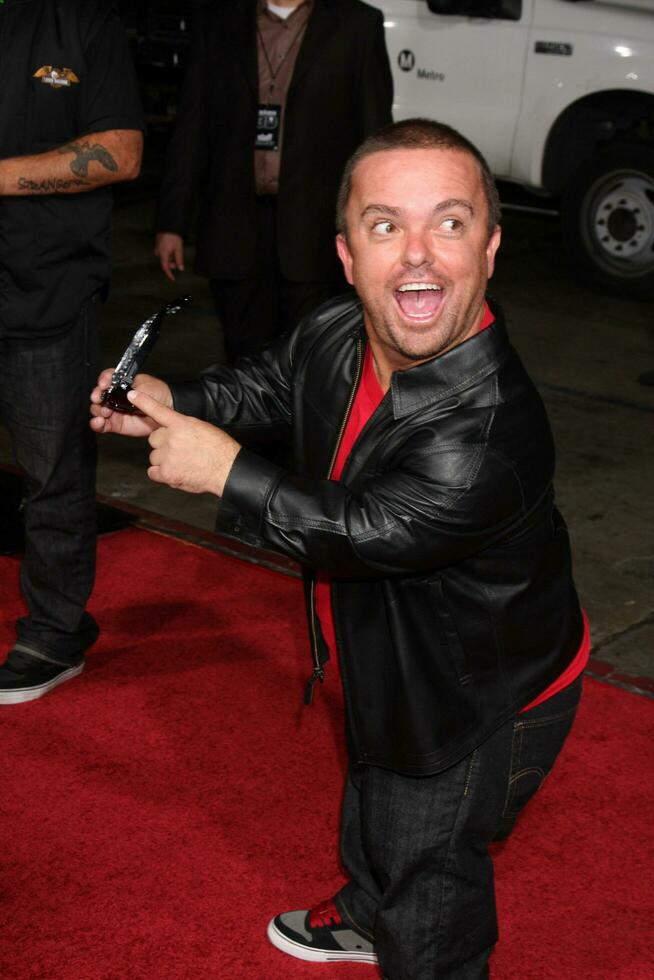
[{"left": 561, "top": 144, "right": 654, "bottom": 298}]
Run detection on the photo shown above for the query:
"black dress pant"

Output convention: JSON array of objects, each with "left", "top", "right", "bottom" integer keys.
[{"left": 210, "top": 195, "right": 346, "bottom": 362}]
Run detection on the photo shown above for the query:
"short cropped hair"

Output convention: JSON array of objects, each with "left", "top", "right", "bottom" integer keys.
[{"left": 336, "top": 118, "right": 501, "bottom": 239}]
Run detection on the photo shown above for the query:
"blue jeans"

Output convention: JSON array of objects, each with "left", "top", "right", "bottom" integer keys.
[
  {"left": 335, "top": 677, "right": 582, "bottom": 980},
  {"left": 0, "top": 299, "right": 100, "bottom": 663}
]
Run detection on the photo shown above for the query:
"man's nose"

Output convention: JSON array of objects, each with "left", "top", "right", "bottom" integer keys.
[{"left": 401, "top": 228, "right": 434, "bottom": 268}]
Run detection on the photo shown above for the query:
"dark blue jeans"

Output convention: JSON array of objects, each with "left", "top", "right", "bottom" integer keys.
[
  {"left": 335, "top": 678, "right": 582, "bottom": 980},
  {"left": 0, "top": 299, "right": 100, "bottom": 664}
]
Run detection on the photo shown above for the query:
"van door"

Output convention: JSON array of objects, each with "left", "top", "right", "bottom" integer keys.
[{"left": 376, "top": 0, "right": 533, "bottom": 177}]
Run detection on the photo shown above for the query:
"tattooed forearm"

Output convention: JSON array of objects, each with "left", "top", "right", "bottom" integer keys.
[
  {"left": 58, "top": 140, "right": 119, "bottom": 177},
  {"left": 17, "top": 175, "right": 90, "bottom": 192},
  {"left": 0, "top": 131, "right": 140, "bottom": 196}
]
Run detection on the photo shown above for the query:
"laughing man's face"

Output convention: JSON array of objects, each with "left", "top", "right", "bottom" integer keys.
[{"left": 336, "top": 147, "right": 501, "bottom": 384}]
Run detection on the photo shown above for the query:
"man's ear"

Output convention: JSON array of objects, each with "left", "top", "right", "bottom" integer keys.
[
  {"left": 336, "top": 233, "right": 355, "bottom": 286},
  {"left": 486, "top": 225, "right": 501, "bottom": 280}
]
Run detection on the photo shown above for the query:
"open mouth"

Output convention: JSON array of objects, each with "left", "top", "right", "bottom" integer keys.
[{"left": 394, "top": 282, "right": 444, "bottom": 320}]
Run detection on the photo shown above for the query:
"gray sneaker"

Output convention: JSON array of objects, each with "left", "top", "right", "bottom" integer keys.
[
  {"left": 267, "top": 899, "right": 377, "bottom": 964},
  {"left": 0, "top": 647, "right": 84, "bottom": 704}
]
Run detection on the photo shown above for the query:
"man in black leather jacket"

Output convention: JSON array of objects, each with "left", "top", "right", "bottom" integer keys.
[{"left": 91, "top": 120, "right": 587, "bottom": 979}]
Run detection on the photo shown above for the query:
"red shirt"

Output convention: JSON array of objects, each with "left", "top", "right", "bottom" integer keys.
[{"left": 314, "top": 305, "right": 589, "bottom": 712}]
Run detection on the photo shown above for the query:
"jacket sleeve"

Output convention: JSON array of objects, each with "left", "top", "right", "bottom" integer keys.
[
  {"left": 170, "top": 295, "right": 362, "bottom": 434},
  {"left": 170, "top": 322, "right": 298, "bottom": 436},
  {"left": 154, "top": 11, "right": 209, "bottom": 236},
  {"left": 222, "top": 425, "right": 537, "bottom": 578},
  {"left": 356, "top": 7, "right": 394, "bottom": 135}
]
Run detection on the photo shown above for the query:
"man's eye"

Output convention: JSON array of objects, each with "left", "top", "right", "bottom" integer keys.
[
  {"left": 441, "top": 217, "right": 462, "bottom": 232},
  {"left": 372, "top": 220, "right": 395, "bottom": 235}
]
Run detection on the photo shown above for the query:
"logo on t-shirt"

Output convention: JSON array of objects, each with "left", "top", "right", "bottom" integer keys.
[{"left": 33, "top": 66, "right": 80, "bottom": 88}]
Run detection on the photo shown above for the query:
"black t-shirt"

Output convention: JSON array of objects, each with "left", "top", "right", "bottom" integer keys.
[{"left": 0, "top": 0, "right": 143, "bottom": 337}]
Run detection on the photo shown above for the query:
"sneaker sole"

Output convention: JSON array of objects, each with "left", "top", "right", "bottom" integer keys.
[
  {"left": 266, "top": 918, "right": 378, "bottom": 964},
  {"left": 0, "top": 662, "right": 85, "bottom": 705}
]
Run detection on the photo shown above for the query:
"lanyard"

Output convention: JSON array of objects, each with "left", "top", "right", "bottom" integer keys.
[{"left": 257, "top": 13, "right": 308, "bottom": 98}]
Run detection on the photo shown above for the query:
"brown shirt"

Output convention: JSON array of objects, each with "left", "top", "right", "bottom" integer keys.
[{"left": 255, "top": 0, "right": 312, "bottom": 195}]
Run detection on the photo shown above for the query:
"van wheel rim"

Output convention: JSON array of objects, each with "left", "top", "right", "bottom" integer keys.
[{"left": 590, "top": 172, "right": 654, "bottom": 267}]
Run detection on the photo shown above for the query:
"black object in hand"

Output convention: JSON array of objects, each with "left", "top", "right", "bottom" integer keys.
[{"left": 101, "top": 295, "right": 190, "bottom": 413}]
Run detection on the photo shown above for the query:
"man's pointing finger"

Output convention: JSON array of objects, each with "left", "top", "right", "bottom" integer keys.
[{"left": 127, "top": 388, "right": 179, "bottom": 426}]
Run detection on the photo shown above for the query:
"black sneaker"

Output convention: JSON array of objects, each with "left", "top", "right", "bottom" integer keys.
[
  {"left": 0, "top": 647, "right": 84, "bottom": 704},
  {"left": 267, "top": 898, "right": 377, "bottom": 964}
]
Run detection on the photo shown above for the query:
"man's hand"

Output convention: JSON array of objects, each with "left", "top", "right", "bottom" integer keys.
[
  {"left": 90, "top": 370, "right": 173, "bottom": 437},
  {"left": 154, "top": 232, "right": 185, "bottom": 282},
  {"left": 130, "top": 389, "right": 241, "bottom": 497}
]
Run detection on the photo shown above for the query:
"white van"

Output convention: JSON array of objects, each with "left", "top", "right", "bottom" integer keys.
[{"left": 372, "top": 0, "right": 654, "bottom": 296}]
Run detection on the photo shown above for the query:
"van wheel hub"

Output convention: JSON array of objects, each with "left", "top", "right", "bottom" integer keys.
[{"left": 592, "top": 176, "right": 654, "bottom": 263}]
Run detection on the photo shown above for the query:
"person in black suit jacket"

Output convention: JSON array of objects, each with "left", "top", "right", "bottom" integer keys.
[{"left": 154, "top": 0, "right": 393, "bottom": 362}]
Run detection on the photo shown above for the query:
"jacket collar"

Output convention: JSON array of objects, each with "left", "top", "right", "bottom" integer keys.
[
  {"left": 230, "top": 0, "right": 258, "bottom": 100},
  {"left": 234, "top": 0, "right": 338, "bottom": 98},
  {"left": 384, "top": 298, "right": 511, "bottom": 419},
  {"left": 289, "top": 0, "right": 338, "bottom": 90}
]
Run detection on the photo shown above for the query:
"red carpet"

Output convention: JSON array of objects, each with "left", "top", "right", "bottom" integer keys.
[{"left": 1, "top": 526, "right": 652, "bottom": 979}]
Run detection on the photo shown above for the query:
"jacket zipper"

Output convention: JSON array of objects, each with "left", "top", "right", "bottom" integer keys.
[{"left": 304, "top": 333, "right": 364, "bottom": 705}]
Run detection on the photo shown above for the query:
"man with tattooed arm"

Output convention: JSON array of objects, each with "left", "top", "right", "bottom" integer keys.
[{"left": 0, "top": 0, "right": 143, "bottom": 705}]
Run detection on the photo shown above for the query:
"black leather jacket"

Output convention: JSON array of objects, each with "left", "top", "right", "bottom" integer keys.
[{"left": 172, "top": 295, "right": 583, "bottom": 776}]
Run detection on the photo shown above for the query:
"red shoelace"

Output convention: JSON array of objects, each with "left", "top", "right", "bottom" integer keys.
[{"left": 308, "top": 899, "right": 343, "bottom": 930}]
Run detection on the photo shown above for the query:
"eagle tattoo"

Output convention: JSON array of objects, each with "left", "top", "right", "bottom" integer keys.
[{"left": 58, "top": 141, "right": 119, "bottom": 177}]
